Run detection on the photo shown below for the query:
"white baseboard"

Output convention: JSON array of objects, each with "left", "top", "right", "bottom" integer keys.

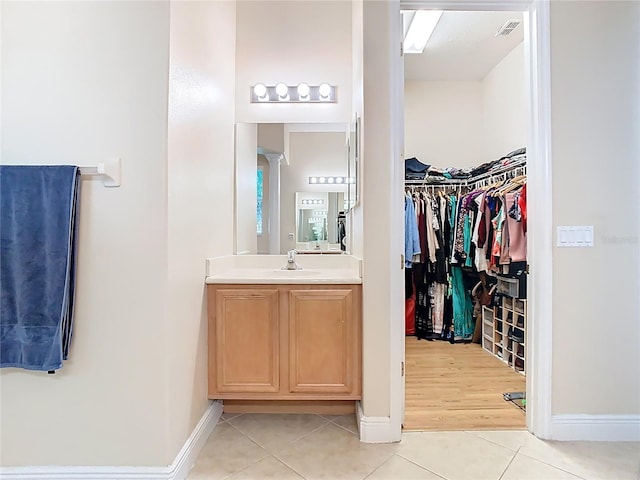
[
  {"left": 551, "top": 414, "right": 640, "bottom": 441},
  {"left": 356, "top": 401, "right": 400, "bottom": 444},
  {"left": 168, "top": 400, "right": 223, "bottom": 480},
  {"left": 0, "top": 400, "right": 223, "bottom": 480}
]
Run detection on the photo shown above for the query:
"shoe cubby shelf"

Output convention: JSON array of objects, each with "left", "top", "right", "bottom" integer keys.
[{"left": 482, "top": 296, "right": 527, "bottom": 376}]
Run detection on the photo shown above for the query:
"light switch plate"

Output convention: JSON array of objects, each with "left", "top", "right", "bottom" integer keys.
[{"left": 557, "top": 226, "right": 594, "bottom": 247}]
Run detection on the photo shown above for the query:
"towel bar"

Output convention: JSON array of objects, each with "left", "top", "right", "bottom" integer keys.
[{"left": 79, "top": 157, "right": 121, "bottom": 187}]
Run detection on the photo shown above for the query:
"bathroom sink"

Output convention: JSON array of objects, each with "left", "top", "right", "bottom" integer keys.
[{"left": 271, "top": 269, "right": 321, "bottom": 276}]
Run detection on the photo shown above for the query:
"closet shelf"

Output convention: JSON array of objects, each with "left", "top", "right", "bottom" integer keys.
[{"left": 482, "top": 299, "right": 527, "bottom": 375}]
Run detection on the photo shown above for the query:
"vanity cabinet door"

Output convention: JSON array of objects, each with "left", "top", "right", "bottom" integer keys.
[
  {"left": 209, "top": 288, "right": 280, "bottom": 394},
  {"left": 288, "top": 288, "right": 359, "bottom": 395}
]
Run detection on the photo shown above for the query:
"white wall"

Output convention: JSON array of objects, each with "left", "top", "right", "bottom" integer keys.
[
  {"left": 360, "top": 0, "right": 403, "bottom": 420},
  {"left": 166, "top": 0, "right": 236, "bottom": 460},
  {"left": 234, "top": 123, "right": 258, "bottom": 255},
  {"left": 280, "top": 132, "right": 348, "bottom": 253},
  {"left": 550, "top": 0, "right": 640, "bottom": 415},
  {"left": 405, "top": 43, "right": 526, "bottom": 170},
  {"left": 483, "top": 42, "right": 526, "bottom": 160},
  {"left": 0, "top": 1, "right": 170, "bottom": 466},
  {"left": 235, "top": 0, "right": 352, "bottom": 124},
  {"left": 349, "top": 0, "right": 364, "bottom": 259},
  {"left": 404, "top": 81, "right": 485, "bottom": 168}
]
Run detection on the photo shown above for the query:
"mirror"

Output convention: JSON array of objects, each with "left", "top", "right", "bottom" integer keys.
[
  {"left": 347, "top": 114, "right": 360, "bottom": 209},
  {"left": 295, "top": 192, "right": 347, "bottom": 252},
  {"left": 234, "top": 122, "right": 352, "bottom": 255}
]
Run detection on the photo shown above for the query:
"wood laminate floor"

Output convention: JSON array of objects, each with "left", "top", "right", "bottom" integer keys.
[{"left": 404, "top": 337, "right": 526, "bottom": 431}]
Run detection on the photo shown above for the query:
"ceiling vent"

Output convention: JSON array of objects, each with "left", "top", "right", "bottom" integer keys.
[{"left": 496, "top": 19, "right": 521, "bottom": 37}]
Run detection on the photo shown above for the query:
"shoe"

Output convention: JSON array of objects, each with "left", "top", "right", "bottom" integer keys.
[
  {"left": 515, "top": 358, "right": 524, "bottom": 371},
  {"left": 510, "top": 328, "right": 524, "bottom": 344}
]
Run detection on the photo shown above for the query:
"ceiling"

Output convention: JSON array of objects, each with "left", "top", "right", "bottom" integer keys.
[{"left": 403, "top": 11, "right": 524, "bottom": 82}]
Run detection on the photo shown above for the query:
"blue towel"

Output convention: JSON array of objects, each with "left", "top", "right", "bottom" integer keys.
[{"left": 0, "top": 165, "right": 80, "bottom": 371}]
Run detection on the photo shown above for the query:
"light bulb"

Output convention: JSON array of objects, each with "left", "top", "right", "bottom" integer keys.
[
  {"left": 327, "top": 177, "right": 335, "bottom": 184},
  {"left": 318, "top": 83, "right": 332, "bottom": 99},
  {"left": 336, "top": 177, "right": 344, "bottom": 184},
  {"left": 319, "top": 177, "right": 326, "bottom": 184},
  {"left": 297, "top": 83, "right": 310, "bottom": 99},
  {"left": 253, "top": 83, "right": 268, "bottom": 100},
  {"left": 275, "top": 83, "right": 289, "bottom": 99}
]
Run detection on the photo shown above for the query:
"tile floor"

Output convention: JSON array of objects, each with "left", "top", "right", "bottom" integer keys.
[{"left": 188, "top": 413, "right": 640, "bottom": 480}]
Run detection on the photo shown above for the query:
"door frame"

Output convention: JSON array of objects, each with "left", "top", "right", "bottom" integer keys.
[{"left": 391, "top": 0, "right": 553, "bottom": 438}]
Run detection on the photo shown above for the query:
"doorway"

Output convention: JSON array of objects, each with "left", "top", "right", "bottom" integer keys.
[
  {"left": 402, "top": 8, "right": 529, "bottom": 431},
  {"left": 385, "top": 0, "right": 554, "bottom": 440}
]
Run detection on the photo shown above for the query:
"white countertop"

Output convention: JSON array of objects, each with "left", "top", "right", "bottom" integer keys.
[{"left": 205, "top": 255, "right": 362, "bottom": 285}]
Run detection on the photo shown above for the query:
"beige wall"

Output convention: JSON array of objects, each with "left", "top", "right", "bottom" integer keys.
[
  {"left": 166, "top": 0, "right": 236, "bottom": 459},
  {"left": 235, "top": 0, "right": 352, "bottom": 124},
  {"left": 0, "top": 1, "right": 170, "bottom": 466},
  {"left": 550, "top": 1, "right": 640, "bottom": 415},
  {"left": 404, "top": 81, "right": 485, "bottom": 168},
  {"left": 483, "top": 42, "right": 526, "bottom": 161},
  {"left": 1, "top": 0, "right": 237, "bottom": 467},
  {"left": 280, "top": 132, "right": 348, "bottom": 253},
  {"left": 363, "top": 0, "right": 640, "bottom": 422}
]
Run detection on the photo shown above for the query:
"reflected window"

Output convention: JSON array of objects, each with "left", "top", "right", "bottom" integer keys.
[{"left": 257, "top": 167, "right": 264, "bottom": 235}]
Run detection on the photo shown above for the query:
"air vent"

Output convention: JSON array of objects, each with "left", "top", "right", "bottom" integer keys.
[{"left": 496, "top": 19, "right": 521, "bottom": 37}]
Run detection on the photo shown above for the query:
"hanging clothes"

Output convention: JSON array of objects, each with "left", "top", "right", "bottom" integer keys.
[
  {"left": 451, "top": 266, "right": 474, "bottom": 341},
  {"left": 405, "top": 194, "right": 421, "bottom": 268}
]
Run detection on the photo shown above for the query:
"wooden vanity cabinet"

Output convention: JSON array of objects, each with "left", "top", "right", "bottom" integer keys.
[{"left": 207, "top": 284, "right": 362, "bottom": 400}]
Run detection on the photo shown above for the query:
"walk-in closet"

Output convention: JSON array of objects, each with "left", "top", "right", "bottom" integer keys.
[{"left": 402, "top": 10, "right": 530, "bottom": 431}]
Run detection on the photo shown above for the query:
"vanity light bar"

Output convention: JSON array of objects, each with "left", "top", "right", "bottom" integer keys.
[
  {"left": 251, "top": 83, "right": 336, "bottom": 103},
  {"left": 301, "top": 199, "right": 325, "bottom": 205},
  {"left": 308, "top": 176, "right": 355, "bottom": 185}
]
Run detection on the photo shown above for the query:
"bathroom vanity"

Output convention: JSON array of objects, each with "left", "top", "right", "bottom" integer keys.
[{"left": 205, "top": 255, "right": 362, "bottom": 413}]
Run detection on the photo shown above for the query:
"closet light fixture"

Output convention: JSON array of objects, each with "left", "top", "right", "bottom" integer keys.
[
  {"left": 250, "top": 83, "right": 336, "bottom": 103},
  {"left": 403, "top": 10, "right": 443, "bottom": 54},
  {"left": 308, "top": 176, "right": 351, "bottom": 185}
]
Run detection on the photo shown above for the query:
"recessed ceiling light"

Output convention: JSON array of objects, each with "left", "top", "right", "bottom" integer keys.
[{"left": 403, "top": 10, "right": 443, "bottom": 54}]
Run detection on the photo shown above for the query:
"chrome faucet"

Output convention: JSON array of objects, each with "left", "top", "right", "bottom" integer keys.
[{"left": 283, "top": 249, "right": 302, "bottom": 270}]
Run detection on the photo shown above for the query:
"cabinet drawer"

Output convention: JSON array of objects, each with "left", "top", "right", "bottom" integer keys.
[{"left": 497, "top": 277, "right": 519, "bottom": 298}]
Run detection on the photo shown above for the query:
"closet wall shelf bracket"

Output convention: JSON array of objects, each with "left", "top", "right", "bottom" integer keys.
[{"left": 79, "top": 157, "right": 121, "bottom": 187}]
